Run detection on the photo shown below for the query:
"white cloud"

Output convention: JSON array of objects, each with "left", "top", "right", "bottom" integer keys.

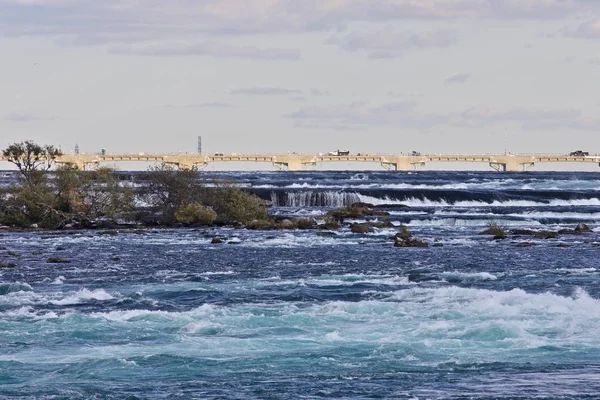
[
  {"left": 230, "top": 87, "right": 302, "bottom": 95},
  {"left": 460, "top": 106, "right": 600, "bottom": 130},
  {"left": 328, "top": 28, "right": 458, "bottom": 58},
  {"left": 286, "top": 101, "right": 448, "bottom": 129},
  {"left": 109, "top": 42, "right": 300, "bottom": 60},
  {"left": 3, "top": 113, "right": 57, "bottom": 122},
  {"left": 564, "top": 19, "right": 600, "bottom": 38},
  {"left": 445, "top": 73, "right": 470, "bottom": 83},
  {"left": 1, "top": 0, "right": 596, "bottom": 47}
]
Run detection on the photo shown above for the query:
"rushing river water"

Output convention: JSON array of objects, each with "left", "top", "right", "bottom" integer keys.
[{"left": 1, "top": 170, "right": 600, "bottom": 399}]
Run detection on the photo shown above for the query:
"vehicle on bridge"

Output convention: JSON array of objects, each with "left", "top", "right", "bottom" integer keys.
[
  {"left": 569, "top": 150, "right": 590, "bottom": 156},
  {"left": 328, "top": 150, "right": 350, "bottom": 156}
]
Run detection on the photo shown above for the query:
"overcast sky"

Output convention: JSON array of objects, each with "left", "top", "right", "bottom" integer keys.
[{"left": 1, "top": 0, "right": 600, "bottom": 161}]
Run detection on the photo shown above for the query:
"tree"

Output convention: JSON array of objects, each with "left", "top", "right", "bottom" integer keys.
[
  {"left": 55, "top": 165, "right": 134, "bottom": 224},
  {"left": 141, "top": 163, "right": 204, "bottom": 224},
  {"left": 2, "top": 140, "right": 62, "bottom": 184}
]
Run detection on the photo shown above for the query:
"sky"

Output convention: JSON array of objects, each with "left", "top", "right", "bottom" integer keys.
[{"left": 1, "top": 0, "right": 600, "bottom": 169}]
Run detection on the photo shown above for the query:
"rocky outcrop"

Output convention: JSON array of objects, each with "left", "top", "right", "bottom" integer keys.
[
  {"left": 393, "top": 226, "right": 428, "bottom": 248},
  {"left": 351, "top": 223, "right": 372, "bottom": 234},
  {"left": 575, "top": 223, "right": 591, "bottom": 233}
]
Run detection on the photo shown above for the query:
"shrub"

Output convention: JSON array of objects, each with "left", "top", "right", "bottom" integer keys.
[
  {"left": 175, "top": 203, "right": 217, "bottom": 225},
  {"left": 207, "top": 184, "right": 267, "bottom": 225},
  {"left": 480, "top": 221, "right": 507, "bottom": 237}
]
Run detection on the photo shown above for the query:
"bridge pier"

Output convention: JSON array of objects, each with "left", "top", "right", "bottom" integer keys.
[
  {"left": 381, "top": 157, "right": 424, "bottom": 171},
  {"left": 489, "top": 157, "right": 535, "bottom": 172}
]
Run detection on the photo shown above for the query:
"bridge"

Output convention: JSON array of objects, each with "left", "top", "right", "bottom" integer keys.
[{"left": 1, "top": 153, "right": 600, "bottom": 172}]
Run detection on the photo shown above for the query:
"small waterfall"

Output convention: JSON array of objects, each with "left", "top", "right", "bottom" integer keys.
[{"left": 270, "top": 191, "right": 361, "bottom": 207}]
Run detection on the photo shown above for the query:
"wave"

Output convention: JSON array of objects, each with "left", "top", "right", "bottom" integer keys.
[
  {"left": 51, "top": 289, "right": 115, "bottom": 305},
  {"left": 0, "top": 282, "right": 34, "bottom": 296}
]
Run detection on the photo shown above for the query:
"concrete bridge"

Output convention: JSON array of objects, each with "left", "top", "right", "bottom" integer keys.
[{"left": 1, "top": 152, "right": 600, "bottom": 172}]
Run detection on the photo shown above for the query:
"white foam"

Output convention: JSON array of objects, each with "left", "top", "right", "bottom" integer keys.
[
  {"left": 52, "top": 289, "right": 115, "bottom": 305},
  {"left": 440, "top": 271, "right": 499, "bottom": 281}
]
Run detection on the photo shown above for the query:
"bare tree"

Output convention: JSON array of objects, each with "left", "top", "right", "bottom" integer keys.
[{"left": 2, "top": 140, "right": 62, "bottom": 184}]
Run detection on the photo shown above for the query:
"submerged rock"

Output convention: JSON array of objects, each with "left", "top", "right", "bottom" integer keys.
[
  {"left": 46, "top": 257, "right": 71, "bottom": 263},
  {"left": 351, "top": 223, "right": 372, "bottom": 234},
  {"left": 516, "top": 242, "right": 536, "bottom": 248},
  {"left": 0, "top": 262, "right": 17, "bottom": 268},
  {"left": 211, "top": 238, "right": 224, "bottom": 244}
]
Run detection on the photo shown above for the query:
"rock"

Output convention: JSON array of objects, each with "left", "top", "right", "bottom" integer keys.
[
  {"left": 247, "top": 219, "right": 276, "bottom": 230},
  {"left": 493, "top": 234, "right": 507, "bottom": 240},
  {"left": 211, "top": 238, "right": 223, "bottom": 244},
  {"left": 294, "top": 218, "right": 317, "bottom": 229},
  {"left": 46, "top": 257, "right": 71, "bottom": 263},
  {"left": 394, "top": 238, "right": 428, "bottom": 248},
  {"left": 317, "top": 221, "right": 341, "bottom": 230},
  {"left": 534, "top": 230, "right": 558, "bottom": 239},
  {"left": 511, "top": 229, "right": 535, "bottom": 235},
  {"left": 112, "top": 256, "right": 121, "bottom": 261},
  {"left": 575, "top": 223, "right": 591, "bottom": 233},
  {"left": 393, "top": 229, "right": 428, "bottom": 248},
  {"left": 516, "top": 242, "right": 535, "bottom": 248},
  {"left": 558, "top": 229, "right": 576, "bottom": 235},
  {"left": 316, "top": 231, "right": 337, "bottom": 237},
  {"left": 350, "top": 202, "right": 375, "bottom": 209},
  {"left": 99, "top": 230, "right": 118, "bottom": 236},
  {"left": 63, "top": 224, "right": 73, "bottom": 229},
  {"left": 377, "top": 204, "right": 410, "bottom": 210},
  {"left": 432, "top": 243, "right": 444, "bottom": 247},
  {"left": 557, "top": 243, "right": 570, "bottom": 248},
  {"left": 351, "top": 223, "right": 372, "bottom": 234},
  {"left": 0, "top": 262, "right": 17, "bottom": 268},
  {"left": 30, "top": 224, "right": 39, "bottom": 229},
  {"left": 7, "top": 251, "right": 21, "bottom": 257},
  {"left": 54, "top": 246, "right": 67, "bottom": 251},
  {"left": 279, "top": 219, "right": 295, "bottom": 229}
]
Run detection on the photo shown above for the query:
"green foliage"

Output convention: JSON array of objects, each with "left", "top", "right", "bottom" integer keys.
[
  {"left": 55, "top": 165, "right": 134, "bottom": 223},
  {"left": 175, "top": 203, "right": 217, "bottom": 225},
  {"left": 0, "top": 183, "right": 63, "bottom": 228},
  {"left": 206, "top": 183, "right": 267, "bottom": 225},
  {"left": 142, "top": 163, "right": 204, "bottom": 224}
]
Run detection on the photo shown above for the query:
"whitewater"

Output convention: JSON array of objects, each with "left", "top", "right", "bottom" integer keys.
[{"left": 1, "top": 170, "right": 600, "bottom": 399}]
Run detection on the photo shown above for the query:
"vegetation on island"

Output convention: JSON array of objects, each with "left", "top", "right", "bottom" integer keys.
[{"left": 0, "top": 141, "right": 266, "bottom": 229}]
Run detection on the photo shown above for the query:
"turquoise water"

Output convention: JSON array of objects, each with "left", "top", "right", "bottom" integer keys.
[{"left": 1, "top": 171, "right": 600, "bottom": 399}]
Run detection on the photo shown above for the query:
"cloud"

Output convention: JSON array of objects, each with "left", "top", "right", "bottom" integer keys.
[
  {"left": 1, "top": 0, "right": 595, "bottom": 48},
  {"left": 445, "top": 73, "right": 470, "bottom": 84},
  {"left": 3, "top": 113, "right": 56, "bottom": 122},
  {"left": 164, "top": 103, "right": 237, "bottom": 108},
  {"left": 328, "top": 28, "right": 458, "bottom": 58},
  {"left": 564, "top": 19, "right": 600, "bottom": 39},
  {"left": 286, "top": 101, "right": 448, "bottom": 129},
  {"left": 310, "top": 89, "right": 330, "bottom": 96},
  {"left": 109, "top": 42, "right": 300, "bottom": 60},
  {"left": 230, "top": 87, "right": 302, "bottom": 96},
  {"left": 460, "top": 106, "right": 600, "bottom": 130}
]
